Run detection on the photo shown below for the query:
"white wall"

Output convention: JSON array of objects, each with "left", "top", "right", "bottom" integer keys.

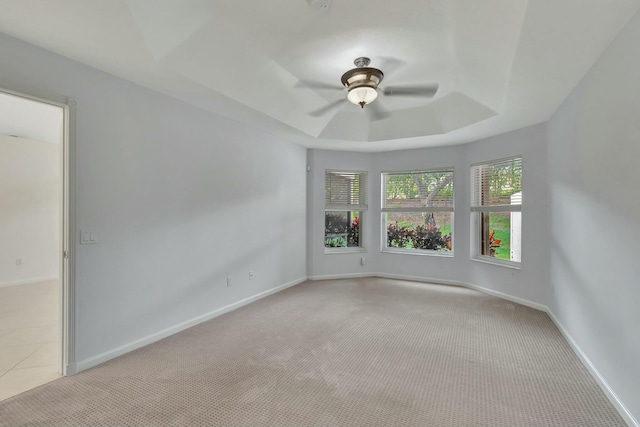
[
  {"left": 0, "top": 135, "right": 60, "bottom": 286},
  {"left": 0, "top": 33, "right": 307, "bottom": 367},
  {"left": 547, "top": 10, "right": 640, "bottom": 424},
  {"left": 309, "top": 123, "right": 550, "bottom": 308},
  {"left": 464, "top": 124, "right": 550, "bottom": 306},
  {"left": 368, "top": 145, "right": 468, "bottom": 285},
  {"left": 307, "top": 150, "right": 375, "bottom": 278}
]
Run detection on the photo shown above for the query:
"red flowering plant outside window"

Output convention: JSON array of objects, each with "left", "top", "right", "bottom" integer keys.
[{"left": 488, "top": 230, "right": 502, "bottom": 257}]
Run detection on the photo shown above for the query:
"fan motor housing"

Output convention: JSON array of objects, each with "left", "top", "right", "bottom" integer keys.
[{"left": 340, "top": 67, "right": 384, "bottom": 89}]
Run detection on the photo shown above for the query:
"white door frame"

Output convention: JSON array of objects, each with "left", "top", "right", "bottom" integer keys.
[{"left": 1, "top": 86, "right": 76, "bottom": 376}]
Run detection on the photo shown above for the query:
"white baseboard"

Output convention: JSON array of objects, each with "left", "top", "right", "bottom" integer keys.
[
  {"left": 546, "top": 311, "right": 638, "bottom": 427},
  {"left": 72, "top": 276, "right": 308, "bottom": 374},
  {"left": 0, "top": 275, "right": 58, "bottom": 289},
  {"left": 373, "top": 272, "right": 468, "bottom": 288},
  {"left": 376, "top": 273, "right": 547, "bottom": 312},
  {"left": 308, "top": 272, "right": 372, "bottom": 281},
  {"left": 64, "top": 363, "right": 78, "bottom": 376},
  {"left": 461, "top": 281, "right": 548, "bottom": 312},
  {"left": 310, "top": 272, "right": 547, "bottom": 312},
  {"left": 309, "top": 272, "right": 468, "bottom": 288}
]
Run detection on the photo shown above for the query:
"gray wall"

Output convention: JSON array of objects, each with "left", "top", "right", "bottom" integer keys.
[
  {"left": 464, "top": 125, "right": 550, "bottom": 306},
  {"left": 547, "top": 10, "right": 640, "bottom": 423},
  {"left": 307, "top": 150, "right": 374, "bottom": 278},
  {"left": 0, "top": 33, "right": 307, "bottom": 368}
]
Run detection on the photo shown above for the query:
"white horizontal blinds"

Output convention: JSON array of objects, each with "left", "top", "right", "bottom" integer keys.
[
  {"left": 382, "top": 169, "right": 454, "bottom": 212},
  {"left": 325, "top": 170, "right": 368, "bottom": 211},
  {"left": 470, "top": 156, "right": 522, "bottom": 212}
]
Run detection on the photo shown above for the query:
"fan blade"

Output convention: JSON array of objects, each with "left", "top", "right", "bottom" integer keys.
[
  {"left": 383, "top": 83, "right": 439, "bottom": 97},
  {"left": 366, "top": 100, "right": 391, "bottom": 121},
  {"left": 296, "top": 80, "right": 343, "bottom": 91},
  {"left": 375, "top": 56, "right": 406, "bottom": 76},
  {"left": 308, "top": 99, "right": 346, "bottom": 117}
]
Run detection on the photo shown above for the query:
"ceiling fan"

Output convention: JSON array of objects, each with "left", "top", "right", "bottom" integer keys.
[{"left": 297, "top": 57, "right": 439, "bottom": 120}]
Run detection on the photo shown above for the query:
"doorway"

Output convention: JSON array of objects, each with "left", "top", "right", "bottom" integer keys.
[{"left": 0, "top": 89, "right": 71, "bottom": 400}]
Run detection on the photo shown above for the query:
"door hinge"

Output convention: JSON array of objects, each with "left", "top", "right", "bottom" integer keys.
[{"left": 63, "top": 250, "right": 69, "bottom": 259}]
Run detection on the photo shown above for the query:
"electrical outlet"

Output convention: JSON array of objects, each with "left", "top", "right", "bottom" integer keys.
[
  {"left": 226, "top": 276, "right": 232, "bottom": 287},
  {"left": 249, "top": 270, "right": 254, "bottom": 280}
]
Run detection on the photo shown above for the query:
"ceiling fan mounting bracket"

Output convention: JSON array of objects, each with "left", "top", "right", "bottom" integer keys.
[{"left": 353, "top": 57, "right": 371, "bottom": 68}]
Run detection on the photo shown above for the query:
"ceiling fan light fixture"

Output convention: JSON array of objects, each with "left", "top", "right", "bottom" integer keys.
[
  {"left": 302, "top": 56, "right": 439, "bottom": 118},
  {"left": 341, "top": 59, "right": 384, "bottom": 108},
  {"left": 347, "top": 85, "right": 378, "bottom": 108}
]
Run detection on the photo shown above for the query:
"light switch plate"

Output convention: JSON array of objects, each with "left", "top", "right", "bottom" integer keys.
[{"left": 80, "top": 230, "right": 97, "bottom": 244}]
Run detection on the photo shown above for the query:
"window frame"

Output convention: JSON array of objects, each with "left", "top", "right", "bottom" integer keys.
[
  {"left": 380, "top": 168, "right": 455, "bottom": 256},
  {"left": 324, "top": 170, "right": 368, "bottom": 253},
  {"left": 470, "top": 156, "right": 522, "bottom": 268}
]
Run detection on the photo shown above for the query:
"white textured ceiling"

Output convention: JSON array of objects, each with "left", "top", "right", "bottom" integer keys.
[{"left": 0, "top": 0, "right": 638, "bottom": 151}]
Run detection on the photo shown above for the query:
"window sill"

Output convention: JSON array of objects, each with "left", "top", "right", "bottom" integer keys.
[
  {"left": 471, "top": 256, "right": 521, "bottom": 270},
  {"left": 324, "top": 248, "right": 367, "bottom": 255},
  {"left": 381, "top": 248, "right": 454, "bottom": 257}
]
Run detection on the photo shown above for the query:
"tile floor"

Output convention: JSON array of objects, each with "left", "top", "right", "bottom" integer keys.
[{"left": 0, "top": 280, "right": 60, "bottom": 401}]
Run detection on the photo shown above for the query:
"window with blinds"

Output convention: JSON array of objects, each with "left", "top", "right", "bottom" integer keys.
[
  {"left": 325, "top": 171, "right": 368, "bottom": 211},
  {"left": 324, "top": 170, "right": 368, "bottom": 250},
  {"left": 381, "top": 169, "right": 454, "bottom": 253},
  {"left": 470, "top": 156, "right": 522, "bottom": 264},
  {"left": 470, "top": 156, "right": 522, "bottom": 212}
]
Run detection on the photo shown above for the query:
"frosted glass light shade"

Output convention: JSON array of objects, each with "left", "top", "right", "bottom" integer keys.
[{"left": 347, "top": 86, "right": 378, "bottom": 106}]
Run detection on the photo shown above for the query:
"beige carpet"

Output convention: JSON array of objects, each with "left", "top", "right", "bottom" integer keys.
[{"left": 0, "top": 278, "right": 625, "bottom": 426}]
